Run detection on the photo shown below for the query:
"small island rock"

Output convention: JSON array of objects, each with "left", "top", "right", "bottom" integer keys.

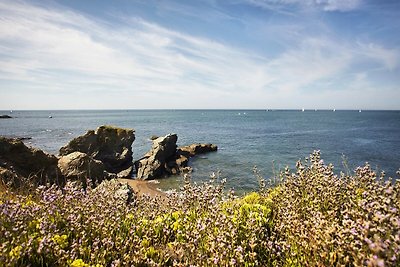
[
  {"left": 0, "top": 115, "right": 12, "bottom": 119},
  {"left": 178, "top": 143, "right": 218, "bottom": 157}
]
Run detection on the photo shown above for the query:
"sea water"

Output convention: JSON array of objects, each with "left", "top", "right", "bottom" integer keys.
[{"left": 1, "top": 110, "right": 399, "bottom": 193}]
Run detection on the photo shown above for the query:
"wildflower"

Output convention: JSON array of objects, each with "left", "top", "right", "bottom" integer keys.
[
  {"left": 70, "top": 259, "right": 89, "bottom": 267},
  {"left": 9, "top": 245, "right": 22, "bottom": 259},
  {"left": 52, "top": 234, "right": 68, "bottom": 249},
  {"left": 141, "top": 239, "right": 150, "bottom": 248}
]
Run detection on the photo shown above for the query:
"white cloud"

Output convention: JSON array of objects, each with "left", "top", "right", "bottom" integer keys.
[
  {"left": 244, "top": 0, "right": 362, "bottom": 12},
  {"left": 0, "top": 0, "right": 398, "bottom": 109},
  {"left": 0, "top": 1, "right": 275, "bottom": 107},
  {"left": 317, "top": 0, "right": 362, "bottom": 11}
]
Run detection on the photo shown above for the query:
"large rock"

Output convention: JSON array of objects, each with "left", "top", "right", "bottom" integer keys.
[
  {"left": 0, "top": 137, "right": 61, "bottom": 187},
  {"left": 135, "top": 134, "right": 218, "bottom": 180},
  {"left": 59, "top": 126, "right": 135, "bottom": 178},
  {"left": 58, "top": 152, "right": 110, "bottom": 185},
  {"left": 135, "top": 134, "right": 178, "bottom": 180}
]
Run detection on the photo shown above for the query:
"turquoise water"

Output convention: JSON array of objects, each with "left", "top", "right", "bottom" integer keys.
[{"left": 1, "top": 110, "right": 399, "bottom": 192}]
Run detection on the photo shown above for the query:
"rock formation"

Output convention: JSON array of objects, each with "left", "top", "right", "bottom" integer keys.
[
  {"left": 178, "top": 143, "right": 218, "bottom": 157},
  {"left": 135, "top": 134, "right": 178, "bottom": 180},
  {"left": 1, "top": 126, "right": 217, "bottom": 187},
  {"left": 59, "top": 125, "right": 135, "bottom": 178},
  {"left": 135, "top": 134, "right": 218, "bottom": 180},
  {"left": 58, "top": 152, "right": 111, "bottom": 185},
  {"left": 0, "top": 137, "right": 61, "bottom": 187}
]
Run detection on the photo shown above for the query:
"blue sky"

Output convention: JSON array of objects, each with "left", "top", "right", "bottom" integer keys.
[{"left": 0, "top": 0, "right": 399, "bottom": 110}]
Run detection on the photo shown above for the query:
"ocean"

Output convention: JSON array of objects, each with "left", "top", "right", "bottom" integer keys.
[{"left": 1, "top": 109, "right": 399, "bottom": 193}]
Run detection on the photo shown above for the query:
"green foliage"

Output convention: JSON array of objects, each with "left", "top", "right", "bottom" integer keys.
[{"left": 1, "top": 151, "right": 399, "bottom": 266}]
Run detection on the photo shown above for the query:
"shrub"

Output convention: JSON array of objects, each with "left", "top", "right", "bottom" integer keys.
[{"left": 0, "top": 151, "right": 399, "bottom": 266}]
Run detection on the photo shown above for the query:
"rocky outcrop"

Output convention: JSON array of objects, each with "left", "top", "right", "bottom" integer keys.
[
  {"left": 178, "top": 143, "right": 218, "bottom": 157},
  {"left": 135, "top": 134, "right": 178, "bottom": 180},
  {"left": 0, "top": 137, "right": 61, "bottom": 187},
  {"left": 59, "top": 125, "right": 135, "bottom": 178},
  {"left": 58, "top": 152, "right": 111, "bottom": 185},
  {"left": 135, "top": 134, "right": 217, "bottom": 180}
]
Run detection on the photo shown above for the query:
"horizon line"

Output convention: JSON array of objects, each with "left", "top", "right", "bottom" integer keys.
[{"left": 2, "top": 108, "right": 400, "bottom": 112}]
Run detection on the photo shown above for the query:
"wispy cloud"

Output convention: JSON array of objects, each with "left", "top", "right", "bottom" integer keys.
[
  {"left": 0, "top": 1, "right": 274, "bottom": 108},
  {"left": 243, "top": 0, "right": 362, "bottom": 12},
  {"left": 0, "top": 0, "right": 398, "bottom": 109}
]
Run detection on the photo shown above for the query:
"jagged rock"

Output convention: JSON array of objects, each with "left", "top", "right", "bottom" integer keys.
[
  {"left": 0, "top": 137, "right": 61, "bottom": 187},
  {"left": 58, "top": 152, "right": 110, "bottom": 184},
  {"left": 135, "top": 134, "right": 218, "bottom": 180},
  {"left": 178, "top": 143, "right": 218, "bottom": 157},
  {"left": 135, "top": 134, "right": 178, "bottom": 180},
  {"left": 59, "top": 125, "right": 135, "bottom": 178}
]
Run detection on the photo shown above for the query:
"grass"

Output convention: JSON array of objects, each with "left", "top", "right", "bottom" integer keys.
[{"left": 0, "top": 151, "right": 399, "bottom": 266}]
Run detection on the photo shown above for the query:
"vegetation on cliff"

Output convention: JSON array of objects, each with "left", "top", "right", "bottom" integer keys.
[{"left": 1, "top": 151, "right": 399, "bottom": 266}]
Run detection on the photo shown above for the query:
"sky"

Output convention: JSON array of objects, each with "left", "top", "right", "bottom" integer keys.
[{"left": 0, "top": 0, "right": 399, "bottom": 110}]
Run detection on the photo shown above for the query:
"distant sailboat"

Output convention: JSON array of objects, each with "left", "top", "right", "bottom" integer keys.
[
  {"left": 333, "top": 109, "right": 336, "bottom": 112},
  {"left": 302, "top": 108, "right": 305, "bottom": 112},
  {"left": 359, "top": 110, "right": 362, "bottom": 113}
]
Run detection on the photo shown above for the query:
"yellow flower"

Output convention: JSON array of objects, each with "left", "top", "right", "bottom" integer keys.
[
  {"left": 172, "top": 211, "right": 181, "bottom": 220},
  {"left": 25, "top": 199, "right": 35, "bottom": 206},
  {"left": 141, "top": 239, "right": 150, "bottom": 248},
  {"left": 154, "top": 216, "right": 163, "bottom": 224},
  {"left": 145, "top": 246, "right": 157, "bottom": 258},
  {"left": 70, "top": 259, "right": 89, "bottom": 267},
  {"left": 173, "top": 220, "right": 181, "bottom": 231},
  {"left": 243, "top": 192, "right": 261, "bottom": 204},
  {"left": 52, "top": 234, "right": 68, "bottom": 249},
  {"left": 9, "top": 245, "right": 22, "bottom": 259}
]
